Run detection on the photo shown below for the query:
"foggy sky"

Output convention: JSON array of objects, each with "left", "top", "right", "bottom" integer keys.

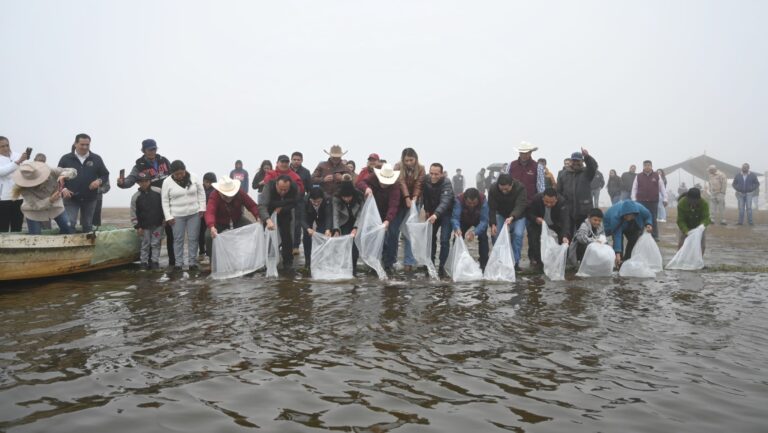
[{"left": 1, "top": 0, "right": 766, "bottom": 207}]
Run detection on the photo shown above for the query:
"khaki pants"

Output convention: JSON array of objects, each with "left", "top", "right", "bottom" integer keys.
[
  {"left": 709, "top": 192, "right": 726, "bottom": 223},
  {"left": 678, "top": 230, "right": 706, "bottom": 255}
]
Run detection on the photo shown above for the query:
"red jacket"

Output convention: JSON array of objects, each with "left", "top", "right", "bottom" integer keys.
[
  {"left": 262, "top": 169, "right": 305, "bottom": 193},
  {"left": 205, "top": 190, "right": 260, "bottom": 228}
]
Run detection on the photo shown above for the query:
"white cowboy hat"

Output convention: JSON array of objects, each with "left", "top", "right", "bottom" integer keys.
[
  {"left": 12, "top": 161, "right": 51, "bottom": 188},
  {"left": 514, "top": 141, "right": 539, "bottom": 153},
  {"left": 323, "top": 144, "right": 348, "bottom": 158},
  {"left": 212, "top": 175, "right": 241, "bottom": 197},
  {"left": 374, "top": 163, "right": 400, "bottom": 185}
]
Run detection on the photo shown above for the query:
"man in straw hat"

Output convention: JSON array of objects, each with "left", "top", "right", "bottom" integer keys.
[
  {"left": 204, "top": 175, "right": 260, "bottom": 257},
  {"left": 360, "top": 162, "right": 401, "bottom": 271},
  {"left": 312, "top": 145, "right": 353, "bottom": 196},
  {"left": 11, "top": 160, "right": 76, "bottom": 234},
  {"left": 508, "top": 141, "right": 545, "bottom": 267},
  {"left": 707, "top": 164, "right": 727, "bottom": 225}
]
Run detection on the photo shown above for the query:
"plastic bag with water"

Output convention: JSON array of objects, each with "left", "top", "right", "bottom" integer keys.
[
  {"left": 667, "top": 225, "right": 705, "bottom": 270},
  {"left": 619, "top": 232, "right": 663, "bottom": 277},
  {"left": 265, "top": 213, "right": 280, "bottom": 278},
  {"left": 445, "top": 235, "right": 483, "bottom": 282},
  {"left": 541, "top": 223, "right": 568, "bottom": 281},
  {"left": 403, "top": 205, "right": 438, "bottom": 279},
  {"left": 211, "top": 223, "right": 266, "bottom": 280},
  {"left": 354, "top": 196, "right": 388, "bottom": 280},
  {"left": 483, "top": 222, "right": 516, "bottom": 282},
  {"left": 575, "top": 240, "right": 615, "bottom": 277},
  {"left": 311, "top": 232, "right": 354, "bottom": 280}
]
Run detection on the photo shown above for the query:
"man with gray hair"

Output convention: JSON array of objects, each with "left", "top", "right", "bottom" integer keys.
[{"left": 707, "top": 164, "right": 727, "bottom": 225}]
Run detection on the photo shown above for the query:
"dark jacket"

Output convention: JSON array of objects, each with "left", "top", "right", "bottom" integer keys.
[
  {"left": 556, "top": 154, "right": 598, "bottom": 219},
  {"left": 421, "top": 175, "right": 454, "bottom": 219},
  {"left": 312, "top": 159, "right": 353, "bottom": 196},
  {"left": 333, "top": 190, "right": 365, "bottom": 231},
  {"left": 252, "top": 170, "right": 269, "bottom": 192},
  {"left": 258, "top": 180, "right": 300, "bottom": 221},
  {"left": 451, "top": 174, "right": 464, "bottom": 192},
  {"left": 120, "top": 155, "right": 171, "bottom": 189},
  {"left": 57, "top": 152, "right": 110, "bottom": 201},
  {"left": 732, "top": 171, "right": 760, "bottom": 194},
  {"left": 603, "top": 200, "right": 653, "bottom": 253},
  {"left": 292, "top": 165, "right": 313, "bottom": 194},
  {"left": 620, "top": 171, "right": 636, "bottom": 193},
  {"left": 301, "top": 195, "right": 333, "bottom": 231},
  {"left": 525, "top": 192, "right": 571, "bottom": 239},
  {"left": 487, "top": 180, "right": 527, "bottom": 224},
  {"left": 134, "top": 189, "right": 164, "bottom": 229},
  {"left": 590, "top": 170, "right": 605, "bottom": 190},
  {"left": 607, "top": 174, "right": 622, "bottom": 197},
  {"left": 229, "top": 168, "right": 250, "bottom": 193},
  {"left": 362, "top": 175, "right": 401, "bottom": 223}
]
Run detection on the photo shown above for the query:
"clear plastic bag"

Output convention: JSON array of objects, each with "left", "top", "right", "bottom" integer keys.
[
  {"left": 265, "top": 213, "right": 280, "bottom": 278},
  {"left": 354, "top": 196, "right": 388, "bottom": 280},
  {"left": 403, "top": 205, "right": 438, "bottom": 279},
  {"left": 619, "top": 232, "right": 663, "bottom": 278},
  {"left": 483, "top": 222, "right": 516, "bottom": 282},
  {"left": 310, "top": 232, "right": 354, "bottom": 280},
  {"left": 575, "top": 242, "right": 615, "bottom": 277},
  {"left": 211, "top": 223, "right": 266, "bottom": 280},
  {"left": 541, "top": 223, "right": 568, "bottom": 281},
  {"left": 445, "top": 235, "right": 483, "bottom": 282},
  {"left": 667, "top": 225, "right": 705, "bottom": 270}
]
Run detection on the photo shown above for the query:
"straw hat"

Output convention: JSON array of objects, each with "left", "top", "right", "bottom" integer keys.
[
  {"left": 374, "top": 163, "right": 400, "bottom": 185},
  {"left": 514, "top": 141, "right": 538, "bottom": 153},
  {"left": 12, "top": 161, "right": 51, "bottom": 188},
  {"left": 212, "top": 175, "right": 241, "bottom": 197},
  {"left": 324, "top": 145, "right": 348, "bottom": 158}
]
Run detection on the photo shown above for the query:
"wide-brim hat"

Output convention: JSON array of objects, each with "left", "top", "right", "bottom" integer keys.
[
  {"left": 324, "top": 145, "right": 348, "bottom": 158},
  {"left": 12, "top": 161, "right": 51, "bottom": 187},
  {"left": 514, "top": 141, "right": 538, "bottom": 153},
  {"left": 374, "top": 163, "right": 400, "bottom": 185},
  {"left": 212, "top": 175, "right": 241, "bottom": 197}
]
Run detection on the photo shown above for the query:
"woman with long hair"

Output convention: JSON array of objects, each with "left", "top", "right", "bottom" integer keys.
[
  {"left": 251, "top": 160, "right": 273, "bottom": 194},
  {"left": 161, "top": 160, "right": 206, "bottom": 270},
  {"left": 607, "top": 169, "right": 623, "bottom": 204},
  {"left": 385, "top": 148, "right": 425, "bottom": 272}
]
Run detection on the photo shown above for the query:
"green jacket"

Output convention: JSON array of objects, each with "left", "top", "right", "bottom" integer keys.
[{"left": 677, "top": 197, "right": 710, "bottom": 234}]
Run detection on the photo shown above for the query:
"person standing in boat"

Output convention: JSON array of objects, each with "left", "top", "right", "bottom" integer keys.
[
  {"left": 0, "top": 136, "right": 29, "bottom": 232},
  {"left": 117, "top": 138, "right": 176, "bottom": 266},
  {"left": 161, "top": 160, "right": 206, "bottom": 271},
  {"left": 57, "top": 133, "right": 109, "bottom": 233},
  {"left": 130, "top": 172, "right": 164, "bottom": 270},
  {"left": 11, "top": 161, "right": 75, "bottom": 234}
]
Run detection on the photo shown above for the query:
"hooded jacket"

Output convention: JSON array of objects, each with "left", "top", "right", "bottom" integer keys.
[
  {"left": 603, "top": 200, "right": 653, "bottom": 253},
  {"left": 556, "top": 154, "right": 598, "bottom": 219}
]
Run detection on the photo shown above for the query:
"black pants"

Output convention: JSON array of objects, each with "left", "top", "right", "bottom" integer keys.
[
  {"left": 527, "top": 222, "right": 566, "bottom": 263},
  {"left": 0, "top": 200, "right": 24, "bottom": 232},
  {"left": 277, "top": 212, "right": 294, "bottom": 266},
  {"left": 638, "top": 201, "right": 659, "bottom": 240},
  {"left": 460, "top": 222, "right": 488, "bottom": 270},
  {"left": 622, "top": 222, "right": 642, "bottom": 260},
  {"left": 199, "top": 215, "right": 207, "bottom": 256},
  {"left": 339, "top": 221, "right": 360, "bottom": 272},
  {"left": 302, "top": 223, "right": 329, "bottom": 268},
  {"left": 165, "top": 224, "right": 176, "bottom": 266},
  {"left": 92, "top": 194, "right": 103, "bottom": 227}
]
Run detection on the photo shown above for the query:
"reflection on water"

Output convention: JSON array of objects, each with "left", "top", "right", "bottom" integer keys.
[{"left": 1, "top": 269, "right": 767, "bottom": 432}]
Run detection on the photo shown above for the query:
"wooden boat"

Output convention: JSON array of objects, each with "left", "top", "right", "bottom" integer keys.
[{"left": 0, "top": 228, "right": 140, "bottom": 281}]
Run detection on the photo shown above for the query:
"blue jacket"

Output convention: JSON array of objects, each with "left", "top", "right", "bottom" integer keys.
[
  {"left": 732, "top": 171, "right": 759, "bottom": 194},
  {"left": 452, "top": 196, "right": 489, "bottom": 236},
  {"left": 603, "top": 200, "right": 653, "bottom": 253},
  {"left": 57, "top": 152, "right": 110, "bottom": 202}
]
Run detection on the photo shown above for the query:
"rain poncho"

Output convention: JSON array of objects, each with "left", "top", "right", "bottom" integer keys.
[
  {"left": 445, "top": 236, "right": 484, "bottom": 282},
  {"left": 310, "top": 232, "right": 354, "bottom": 280},
  {"left": 402, "top": 205, "right": 438, "bottom": 279},
  {"left": 483, "top": 222, "right": 516, "bottom": 282},
  {"left": 575, "top": 237, "right": 614, "bottom": 277},
  {"left": 354, "top": 196, "right": 388, "bottom": 280},
  {"left": 667, "top": 225, "right": 705, "bottom": 270},
  {"left": 211, "top": 223, "right": 266, "bottom": 280},
  {"left": 618, "top": 232, "right": 663, "bottom": 278},
  {"left": 265, "top": 213, "right": 280, "bottom": 278},
  {"left": 541, "top": 223, "right": 568, "bottom": 281}
]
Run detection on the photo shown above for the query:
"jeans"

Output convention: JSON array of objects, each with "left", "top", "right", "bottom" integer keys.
[
  {"left": 736, "top": 191, "right": 754, "bottom": 224},
  {"left": 460, "top": 222, "right": 489, "bottom": 269},
  {"left": 171, "top": 213, "right": 200, "bottom": 267},
  {"left": 492, "top": 215, "right": 526, "bottom": 265},
  {"left": 621, "top": 222, "right": 642, "bottom": 260},
  {"left": 0, "top": 200, "right": 24, "bottom": 232},
  {"left": 27, "top": 212, "right": 73, "bottom": 235},
  {"left": 591, "top": 189, "right": 601, "bottom": 208},
  {"left": 140, "top": 225, "right": 163, "bottom": 264},
  {"left": 638, "top": 201, "right": 659, "bottom": 239},
  {"left": 430, "top": 214, "right": 453, "bottom": 270},
  {"left": 63, "top": 197, "right": 97, "bottom": 232},
  {"left": 384, "top": 206, "right": 416, "bottom": 268},
  {"left": 709, "top": 192, "right": 726, "bottom": 223}
]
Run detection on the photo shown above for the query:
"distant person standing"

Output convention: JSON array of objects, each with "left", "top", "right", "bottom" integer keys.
[
  {"left": 476, "top": 168, "right": 487, "bottom": 194},
  {"left": 58, "top": 133, "right": 110, "bottom": 233},
  {"left": 620, "top": 164, "right": 637, "bottom": 201},
  {"left": 606, "top": 169, "right": 622, "bottom": 204},
  {"left": 631, "top": 160, "right": 667, "bottom": 240},
  {"left": 590, "top": 168, "right": 605, "bottom": 208},
  {"left": 452, "top": 169, "right": 465, "bottom": 193},
  {"left": 732, "top": 163, "right": 759, "bottom": 225},
  {"left": 0, "top": 136, "right": 29, "bottom": 232},
  {"left": 707, "top": 164, "right": 727, "bottom": 225},
  {"left": 508, "top": 141, "right": 543, "bottom": 199},
  {"left": 251, "top": 160, "right": 273, "bottom": 196},
  {"left": 229, "top": 160, "right": 249, "bottom": 193},
  {"left": 656, "top": 169, "right": 668, "bottom": 223}
]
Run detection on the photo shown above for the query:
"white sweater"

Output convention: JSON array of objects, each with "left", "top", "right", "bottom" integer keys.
[
  {"left": 161, "top": 173, "right": 206, "bottom": 220},
  {"left": 0, "top": 152, "right": 21, "bottom": 201}
]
